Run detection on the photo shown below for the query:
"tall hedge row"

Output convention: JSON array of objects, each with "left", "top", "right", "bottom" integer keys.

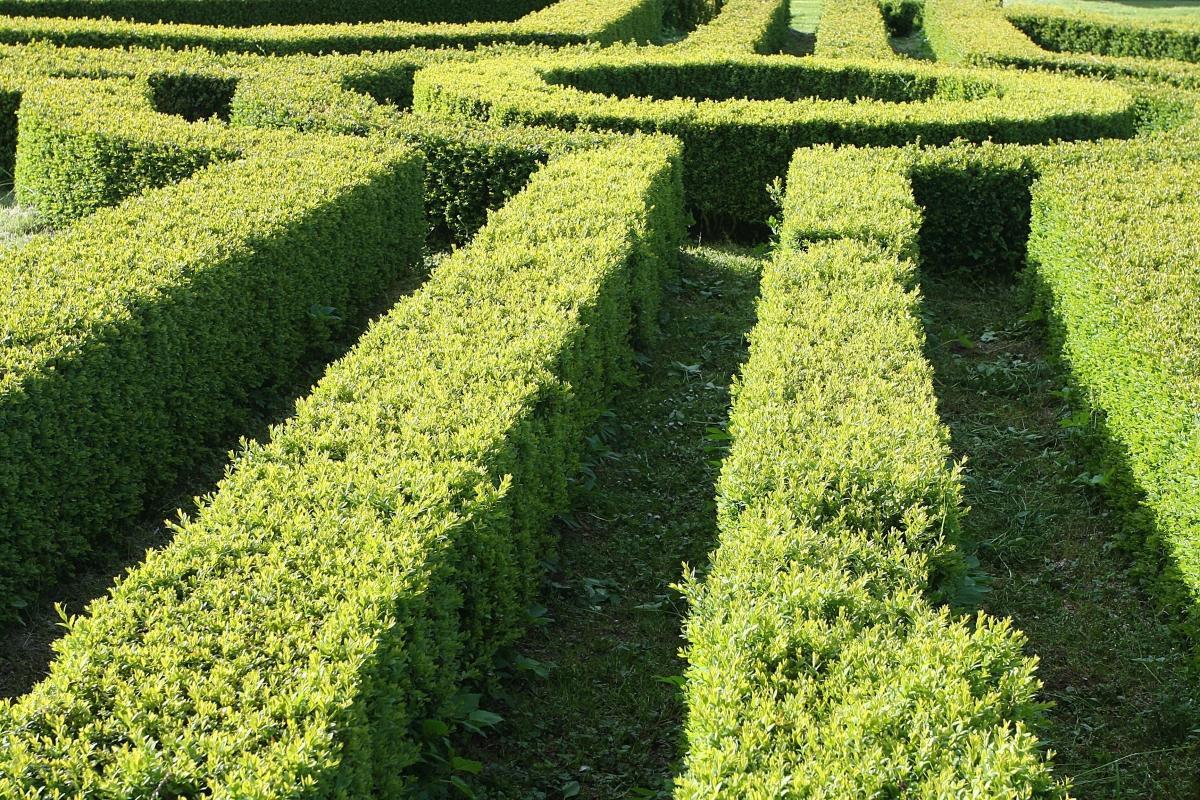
[
  {"left": 1028, "top": 143, "right": 1200, "bottom": 648},
  {"left": 814, "top": 0, "right": 897, "bottom": 60},
  {"left": 923, "top": 0, "right": 1200, "bottom": 94},
  {"left": 676, "top": 143, "right": 1061, "bottom": 798},
  {"left": 0, "top": 134, "right": 426, "bottom": 622},
  {"left": 672, "top": 0, "right": 789, "bottom": 54},
  {"left": 1007, "top": 3, "right": 1200, "bottom": 65},
  {"left": 0, "top": 136, "right": 686, "bottom": 797},
  {"left": 0, "top": 0, "right": 664, "bottom": 54},
  {"left": 414, "top": 50, "right": 1134, "bottom": 224},
  {"left": 0, "top": 0, "right": 553, "bottom": 25}
]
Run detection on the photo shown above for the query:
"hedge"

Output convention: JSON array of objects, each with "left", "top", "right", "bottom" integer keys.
[
  {"left": 0, "top": 0, "right": 664, "bottom": 54},
  {"left": 672, "top": 0, "right": 789, "bottom": 54},
  {"left": 0, "top": 133, "right": 426, "bottom": 622},
  {"left": 1007, "top": 3, "right": 1200, "bottom": 65},
  {"left": 814, "top": 0, "right": 897, "bottom": 60},
  {"left": 413, "top": 48, "right": 1135, "bottom": 224},
  {"left": 924, "top": 0, "right": 1200, "bottom": 94},
  {"left": 1028, "top": 142, "right": 1200, "bottom": 648},
  {"left": 0, "top": 0, "right": 554, "bottom": 25},
  {"left": 923, "top": 0, "right": 1046, "bottom": 65},
  {"left": 676, "top": 142, "right": 1061, "bottom": 798},
  {"left": 0, "top": 135, "right": 686, "bottom": 798}
]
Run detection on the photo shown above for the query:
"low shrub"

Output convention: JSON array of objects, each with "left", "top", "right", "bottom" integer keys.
[
  {"left": 414, "top": 48, "right": 1134, "bottom": 225},
  {"left": 676, "top": 141, "right": 1061, "bottom": 797},
  {"left": 1008, "top": 3, "right": 1200, "bottom": 64},
  {"left": 0, "top": 0, "right": 664, "bottom": 54},
  {"left": 1028, "top": 142, "right": 1200, "bottom": 650},
  {"left": 815, "top": 0, "right": 897, "bottom": 59},
  {"left": 0, "top": 133, "right": 426, "bottom": 621},
  {"left": 0, "top": 0, "right": 554, "bottom": 25},
  {"left": 672, "top": 0, "right": 789, "bottom": 54},
  {"left": 0, "top": 135, "right": 686, "bottom": 797}
]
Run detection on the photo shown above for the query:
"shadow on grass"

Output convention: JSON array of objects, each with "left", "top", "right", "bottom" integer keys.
[{"left": 453, "top": 243, "right": 763, "bottom": 800}]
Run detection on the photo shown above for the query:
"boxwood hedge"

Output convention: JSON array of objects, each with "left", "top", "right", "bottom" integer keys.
[
  {"left": 814, "top": 0, "right": 897, "bottom": 59},
  {"left": 1028, "top": 142, "right": 1200, "bottom": 649},
  {"left": 0, "top": 0, "right": 554, "bottom": 25},
  {"left": 925, "top": 0, "right": 1200, "bottom": 93},
  {"left": 0, "top": 135, "right": 686, "bottom": 798},
  {"left": 677, "top": 142, "right": 1061, "bottom": 798},
  {"left": 413, "top": 48, "right": 1134, "bottom": 224},
  {"left": 0, "top": 0, "right": 664, "bottom": 54},
  {"left": 0, "top": 130, "right": 426, "bottom": 622},
  {"left": 1007, "top": 3, "right": 1200, "bottom": 65}
]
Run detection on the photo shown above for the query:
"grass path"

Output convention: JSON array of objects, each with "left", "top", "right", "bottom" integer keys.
[
  {"left": 921, "top": 268, "right": 1200, "bottom": 800},
  {"left": 456, "top": 244, "right": 762, "bottom": 800}
]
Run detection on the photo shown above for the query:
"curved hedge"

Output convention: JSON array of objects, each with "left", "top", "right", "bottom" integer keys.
[
  {"left": 676, "top": 142, "right": 1061, "bottom": 798},
  {"left": 1007, "top": 3, "right": 1200, "bottom": 65},
  {"left": 413, "top": 49, "right": 1135, "bottom": 223},
  {"left": 924, "top": 0, "right": 1200, "bottom": 93},
  {"left": 0, "top": 135, "right": 686, "bottom": 798},
  {"left": 0, "top": 0, "right": 664, "bottom": 54}
]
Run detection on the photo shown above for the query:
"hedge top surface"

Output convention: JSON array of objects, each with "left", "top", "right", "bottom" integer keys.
[
  {"left": 413, "top": 47, "right": 1134, "bottom": 138},
  {"left": 0, "top": 0, "right": 663, "bottom": 53},
  {"left": 0, "top": 133, "right": 683, "bottom": 799},
  {"left": 0, "top": 0, "right": 554, "bottom": 25}
]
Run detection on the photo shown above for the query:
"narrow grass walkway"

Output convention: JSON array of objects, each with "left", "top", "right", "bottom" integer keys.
[
  {"left": 788, "top": 0, "right": 821, "bottom": 54},
  {"left": 922, "top": 269, "right": 1200, "bottom": 800},
  {"left": 457, "top": 244, "right": 762, "bottom": 800}
]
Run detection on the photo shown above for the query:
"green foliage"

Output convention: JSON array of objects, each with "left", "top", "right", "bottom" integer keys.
[
  {"left": 924, "top": 0, "right": 1048, "bottom": 64},
  {"left": 0, "top": 0, "right": 664, "bottom": 54},
  {"left": 675, "top": 142, "right": 1061, "bottom": 796},
  {"left": 415, "top": 48, "right": 1133, "bottom": 225},
  {"left": 879, "top": 0, "right": 922, "bottom": 36},
  {"left": 672, "top": 0, "right": 790, "bottom": 54},
  {"left": 1027, "top": 143, "right": 1200, "bottom": 651},
  {"left": 0, "top": 134, "right": 426, "bottom": 622},
  {"left": 0, "top": 0, "right": 554, "bottom": 25},
  {"left": 0, "top": 136, "right": 686, "bottom": 796},
  {"left": 1008, "top": 2, "right": 1200, "bottom": 64},
  {"left": 815, "top": 0, "right": 897, "bottom": 59}
]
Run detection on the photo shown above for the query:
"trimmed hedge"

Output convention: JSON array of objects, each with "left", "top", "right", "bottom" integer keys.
[
  {"left": 0, "top": 0, "right": 553, "bottom": 25},
  {"left": 414, "top": 49, "right": 1135, "bottom": 224},
  {"left": 0, "top": 135, "right": 686, "bottom": 797},
  {"left": 673, "top": 0, "right": 789, "bottom": 54},
  {"left": 0, "top": 133, "right": 426, "bottom": 621},
  {"left": 923, "top": 0, "right": 1045, "bottom": 65},
  {"left": 1028, "top": 143, "right": 1200, "bottom": 647},
  {"left": 924, "top": 0, "right": 1200, "bottom": 94},
  {"left": 1008, "top": 3, "right": 1200, "bottom": 65},
  {"left": 676, "top": 142, "right": 1061, "bottom": 798},
  {"left": 0, "top": 0, "right": 664, "bottom": 54},
  {"left": 815, "top": 0, "right": 897, "bottom": 60}
]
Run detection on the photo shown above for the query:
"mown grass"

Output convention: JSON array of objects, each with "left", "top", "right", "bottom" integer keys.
[
  {"left": 452, "top": 244, "right": 762, "bottom": 800},
  {"left": 921, "top": 267, "right": 1200, "bottom": 800}
]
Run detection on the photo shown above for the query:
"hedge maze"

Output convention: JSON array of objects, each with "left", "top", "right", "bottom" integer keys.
[{"left": 0, "top": 0, "right": 1198, "bottom": 797}]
